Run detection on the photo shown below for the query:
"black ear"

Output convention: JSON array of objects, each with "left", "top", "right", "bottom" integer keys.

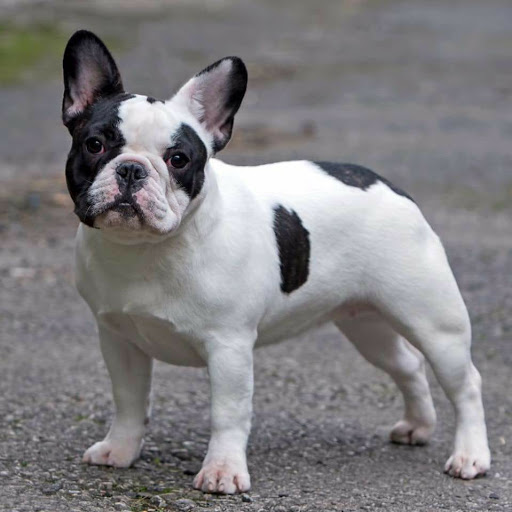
[
  {"left": 62, "top": 30, "right": 124, "bottom": 133},
  {"left": 173, "top": 57, "right": 247, "bottom": 153}
]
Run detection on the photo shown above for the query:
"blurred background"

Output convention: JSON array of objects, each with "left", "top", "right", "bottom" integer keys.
[{"left": 1, "top": 1, "right": 511, "bottom": 511}]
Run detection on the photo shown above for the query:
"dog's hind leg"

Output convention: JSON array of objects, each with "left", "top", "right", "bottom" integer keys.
[
  {"left": 371, "top": 230, "right": 490, "bottom": 479},
  {"left": 335, "top": 313, "right": 436, "bottom": 445}
]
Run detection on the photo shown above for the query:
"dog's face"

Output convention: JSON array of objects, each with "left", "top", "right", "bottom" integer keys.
[{"left": 62, "top": 31, "right": 247, "bottom": 243}]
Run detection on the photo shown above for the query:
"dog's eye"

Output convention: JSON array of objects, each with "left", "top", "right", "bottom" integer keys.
[
  {"left": 167, "top": 153, "right": 190, "bottom": 169},
  {"left": 85, "top": 137, "right": 105, "bottom": 155}
]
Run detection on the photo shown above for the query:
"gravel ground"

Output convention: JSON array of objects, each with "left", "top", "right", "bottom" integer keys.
[{"left": 1, "top": 1, "right": 511, "bottom": 511}]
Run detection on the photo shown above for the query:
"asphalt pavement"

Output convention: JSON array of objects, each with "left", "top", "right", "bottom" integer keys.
[{"left": 1, "top": 1, "right": 511, "bottom": 511}]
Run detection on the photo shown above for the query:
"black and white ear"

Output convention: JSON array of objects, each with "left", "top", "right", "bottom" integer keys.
[
  {"left": 173, "top": 57, "right": 247, "bottom": 153},
  {"left": 62, "top": 30, "right": 124, "bottom": 133}
]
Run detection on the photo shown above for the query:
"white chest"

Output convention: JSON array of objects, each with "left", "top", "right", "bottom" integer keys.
[{"left": 98, "top": 311, "right": 207, "bottom": 367}]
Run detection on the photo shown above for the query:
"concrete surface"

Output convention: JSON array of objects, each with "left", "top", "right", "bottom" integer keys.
[{"left": 0, "top": 1, "right": 511, "bottom": 511}]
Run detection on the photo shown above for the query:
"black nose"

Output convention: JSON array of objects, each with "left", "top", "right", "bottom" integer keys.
[{"left": 116, "top": 162, "right": 148, "bottom": 183}]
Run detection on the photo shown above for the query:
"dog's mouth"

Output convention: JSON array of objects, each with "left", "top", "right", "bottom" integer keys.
[
  {"left": 112, "top": 198, "right": 139, "bottom": 218},
  {"left": 97, "top": 193, "right": 145, "bottom": 220}
]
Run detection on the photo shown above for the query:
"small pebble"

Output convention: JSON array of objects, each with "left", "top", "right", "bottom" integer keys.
[
  {"left": 99, "top": 481, "right": 113, "bottom": 491},
  {"left": 150, "top": 495, "right": 166, "bottom": 507},
  {"left": 41, "top": 482, "right": 63, "bottom": 495},
  {"left": 176, "top": 498, "right": 196, "bottom": 510},
  {"left": 241, "top": 493, "right": 253, "bottom": 502},
  {"left": 172, "top": 449, "right": 192, "bottom": 461},
  {"left": 489, "top": 492, "right": 500, "bottom": 500}
]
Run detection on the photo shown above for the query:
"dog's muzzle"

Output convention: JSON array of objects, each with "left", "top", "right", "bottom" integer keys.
[{"left": 111, "top": 161, "right": 149, "bottom": 216}]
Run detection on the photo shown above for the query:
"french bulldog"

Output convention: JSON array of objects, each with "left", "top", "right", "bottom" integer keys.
[{"left": 62, "top": 30, "right": 490, "bottom": 494}]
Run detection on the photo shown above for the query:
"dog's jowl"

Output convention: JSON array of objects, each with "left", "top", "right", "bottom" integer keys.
[{"left": 62, "top": 30, "right": 490, "bottom": 493}]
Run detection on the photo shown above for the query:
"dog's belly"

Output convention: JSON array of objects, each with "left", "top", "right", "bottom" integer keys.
[
  {"left": 256, "top": 301, "right": 376, "bottom": 346},
  {"left": 97, "top": 299, "right": 376, "bottom": 368},
  {"left": 100, "top": 309, "right": 328, "bottom": 367},
  {"left": 99, "top": 312, "right": 207, "bottom": 367}
]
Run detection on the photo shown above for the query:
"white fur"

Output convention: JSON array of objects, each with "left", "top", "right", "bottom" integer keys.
[
  {"left": 77, "top": 147, "right": 490, "bottom": 491},
  {"left": 74, "top": 63, "right": 490, "bottom": 490}
]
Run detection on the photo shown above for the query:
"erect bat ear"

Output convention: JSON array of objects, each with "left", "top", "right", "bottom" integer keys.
[
  {"left": 172, "top": 57, "right": 247, "bottom": 153},
  {"left": 62, "top": 30, "right": 124, "bottom": 133}
]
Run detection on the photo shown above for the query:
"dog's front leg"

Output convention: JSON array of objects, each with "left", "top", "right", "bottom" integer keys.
[
  {"left": 194, "top": 343, "right": 253, "bottom": 494},
  {"left": 83, "top": 324, "right": 153, "bottom": 468}
]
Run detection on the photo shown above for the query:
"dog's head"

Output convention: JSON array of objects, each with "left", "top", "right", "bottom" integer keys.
[{"left": 62, "top": 30, "right": 247, "bottom": 243}]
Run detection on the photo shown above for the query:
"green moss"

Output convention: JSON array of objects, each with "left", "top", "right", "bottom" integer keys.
[
  {"left": 0, "top": 22, "right": 68, "bottom": 85},
  {"left": 0, "top": 22, "right": 121, "bottom": 86}
]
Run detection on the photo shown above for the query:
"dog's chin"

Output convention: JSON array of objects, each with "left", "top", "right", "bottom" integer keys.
[{"left": 93, "top": 205, "right": 179, "bottom": 245}]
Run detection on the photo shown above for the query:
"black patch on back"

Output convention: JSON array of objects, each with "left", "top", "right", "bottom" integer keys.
[
  {"left": 146, "top": 96, "right": 163, "bottom": 104},
  {"left": 273, "top": 205, "right": 310, "bottom": 294},
  {"left": 166, "top": 124, "right": 207, "bottom": 199},
  {"left": 314, "top": 161, "right": 414, "bottom": 202},
  {"left": 65, "top": 93, "right": 134, "bottom": 226}
]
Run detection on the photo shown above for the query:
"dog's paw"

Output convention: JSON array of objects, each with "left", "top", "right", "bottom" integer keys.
[
  {"left": 390, "top": 419, "right": 435, "bottom": 446},
  {"left": 83, "top": 438, "right": 142, "bottom": 468},
  {"left": 193, "top": 459, "right": 250, "bottom": 494},
  {"left": 444, "top": 449, "right": 490, "bottom": 479}
]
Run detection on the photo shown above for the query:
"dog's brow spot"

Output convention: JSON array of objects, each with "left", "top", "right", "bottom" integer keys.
[
  {"left": 146, "top": 96, "right": 163, "bottom": 104},
  {"left": 272, "top": 205, "right": 310, "bottom": 294}
]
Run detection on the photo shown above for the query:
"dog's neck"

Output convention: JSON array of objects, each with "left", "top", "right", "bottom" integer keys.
[{"left": 172, "top": 159, "right": 223, "bottom": 241}]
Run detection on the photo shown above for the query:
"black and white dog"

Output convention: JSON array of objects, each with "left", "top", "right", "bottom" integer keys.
[{"left": 62, "top": 31, "right": 490, "bottom": 494}]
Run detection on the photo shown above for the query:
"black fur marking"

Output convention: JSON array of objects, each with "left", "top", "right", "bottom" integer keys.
[
  {"left": 314, "top": 161, "right": 414, "bottom": 202},
  {"left": 65, "top": 93, "right": 134, "bottom": 226},
  {"left": 273, "top": 205, "right": 310, "bottom": 294},
  {"left": 146, "top": 96, "right": 163, "bottom": 104},
  {"left": 62, "top": 30, "right": 124, "bottom": 133},
  {"left": 166, "top": 124, "right": 207, "bottom": 199}
]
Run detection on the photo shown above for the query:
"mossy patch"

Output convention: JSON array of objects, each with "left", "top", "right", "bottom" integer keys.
[
  {"left": 0, "top": 22, "right": 120, "bottom": 86},
  {"left": 0, "top": 22, "right": 69, "bottom": 85}
]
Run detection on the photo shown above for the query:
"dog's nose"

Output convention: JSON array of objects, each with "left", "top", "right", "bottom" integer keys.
[{"left": 116, "top": 162, "right": 148, "bottom": 183}]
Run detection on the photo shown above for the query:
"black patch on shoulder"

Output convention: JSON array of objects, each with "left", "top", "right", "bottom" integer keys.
[
  {"left": 146, "top": 96, "right": 163, "bottom": 104},
  {"left": 166, "top": 124, "right": 207, "bottom": 199},
  {"left": 273, "top": 205, "right": 310, "bottom": 294},
  {"left": 65, "top": 93, "right": 134, "bottom": 226},
  {"left": 314, "top": 161, "right": 414, "bottom": 202}
]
